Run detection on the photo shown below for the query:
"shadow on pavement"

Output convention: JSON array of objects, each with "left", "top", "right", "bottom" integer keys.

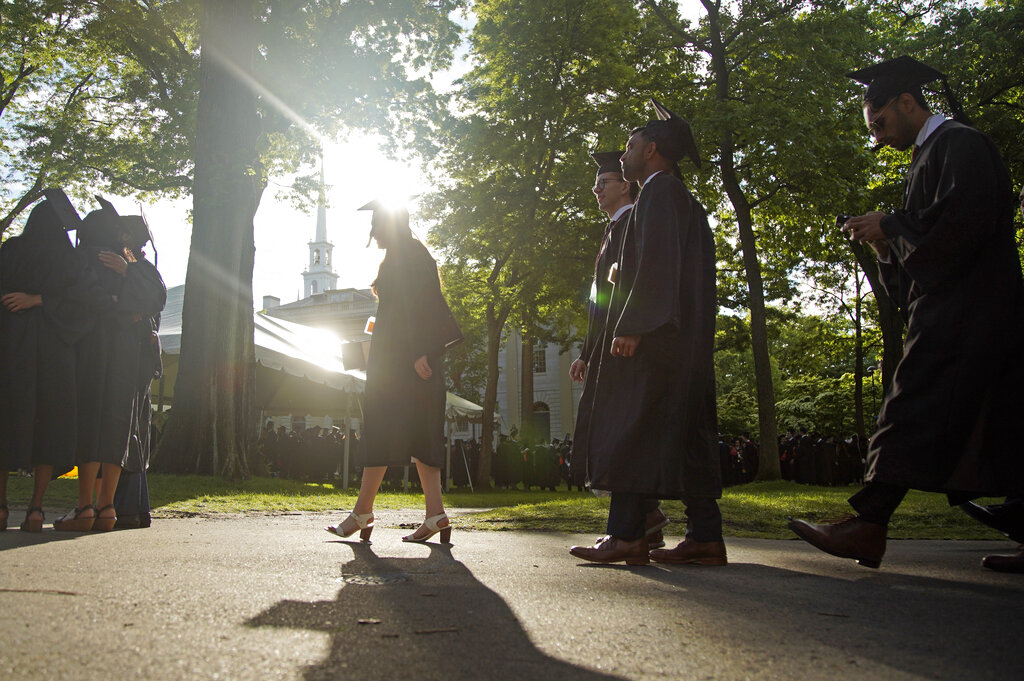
[
  {"left": 635, "top": 555, "right": 1023, "bottom": 681},
  {"left": 0, "top": 526, "right": 97, "bottom": 551},
  {"left": 248, "top": 540, "right": 625, "bottom": 681}
]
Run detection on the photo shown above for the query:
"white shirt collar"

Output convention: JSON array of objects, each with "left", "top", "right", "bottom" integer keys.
[
  {"left": 610, "top": 204, "right": 632, "bottom": 222},
  {"left": 915, "top": 113, "right": 947, "bottom": 147},
  {"left": 643, "top": 170, "right": 664, "bottom": 187}
]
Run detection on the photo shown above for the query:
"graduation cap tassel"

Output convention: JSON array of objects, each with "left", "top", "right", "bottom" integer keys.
[{"left": 940, "top": 77, "right": 971, "bottom": 126}]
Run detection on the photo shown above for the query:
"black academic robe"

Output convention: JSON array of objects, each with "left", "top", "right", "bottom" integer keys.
[
  {"left": 570, "top": 206, "right": 631, "bottom": 485},
  {"left": 75, "top": 253, "right": 166, "bottom": 467},
  {"left": 868, "top": 120, "right": 1024, "bottom": 498},
  {"left": 0, "top": 213, "right": 108, "bottom": 471},
  {"left": 358, "top": 239, "right": 462, "bottom": 469},
  {"left": 580, "top": 172, "right": 720, "bottom": 498}
]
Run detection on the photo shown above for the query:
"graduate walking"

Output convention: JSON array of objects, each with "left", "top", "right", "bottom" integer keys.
[
  {"left": 788, "top": 56, "right": 1024, "bottom": 571},
  {"left": 569, "top": 100, "right": 723, "bottom": 566},
  {"left": 325, "top": 201, "right": 462, "bottom": 544}
]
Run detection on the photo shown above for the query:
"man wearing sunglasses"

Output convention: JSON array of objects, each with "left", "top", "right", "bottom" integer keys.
[
  {"left": 569, "top": 151, "right": 669, "bottom": 548},
  {"left": 788, "top": 56, "right": 1024, "bottom": 571}
]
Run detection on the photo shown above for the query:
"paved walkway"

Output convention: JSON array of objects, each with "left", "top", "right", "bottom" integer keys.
[{"left": 1, "top": 513, "right": 1021, "bottom": 681}]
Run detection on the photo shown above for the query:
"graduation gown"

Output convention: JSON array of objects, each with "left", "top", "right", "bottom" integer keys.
[
  {"left": 868, "top": 120, "right": 1024, "bottom": 498},
  {"left": 0, "top": 208, "right": 108, "bottom": 471},
  {"left": 358, "top": 239, "right": 462, "bottom": 469},
  {"left": 75, "top": 252, "right": 166, "bottom": 467},
  {"left": 571, "top": 207, "right": 630, "bottom": 480},
  {"left": 579, "top": 172, "right": 720, "bottom": 498}
]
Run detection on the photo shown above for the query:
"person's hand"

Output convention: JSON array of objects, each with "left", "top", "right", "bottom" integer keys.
[
  {"left": 610, "top": 334, "right": 641, "bottom": 358},
  {"left": 569, "top": 358, "right": 586, "bottom": 382},
  {"left": 414, "top": 355, "right": 432, "bottom": 380},
  {"left": 98, "top": 250, "right": 129, "bottom": 275},
  {"left": 1, "top": 292, "right": 42, "bottom": 312},
  {"left": 843, "top": 211, "right": 887, "bottom": 243}
]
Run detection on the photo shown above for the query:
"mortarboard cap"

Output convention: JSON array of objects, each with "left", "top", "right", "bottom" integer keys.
[
  {"left": 847, "top": 55, "right": 969, "bottom": 124},
  {"left": 94, "top": 194, "right": 119, "bottom": 216},
  {"left": 357, "top": 198, "right": 412, "bottom": 247},
  {"left": 846, "top": 55, "right": 944, "bottom": 88},
  {"left": 42, "top": 188, "right": 83, "bottom": 231},
  {"left": 591, "top": 151, "right": 624, "bottom": 176},
  {"left": 120, "top": 213, "right": 154, "bottom": 249},
  {"left": 641, "top": 98, "right": 701, "bottom": 168},
  {"left": 78, "top": 195, "right": 122, "bottom": 247}
]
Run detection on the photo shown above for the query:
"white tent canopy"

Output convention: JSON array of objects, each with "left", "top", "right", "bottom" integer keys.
[{"left": 157, "top": 286, "right": 483, "bottom": 418}]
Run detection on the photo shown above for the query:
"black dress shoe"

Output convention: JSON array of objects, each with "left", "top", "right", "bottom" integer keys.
[
  {"left": 787, "top": 515, "right": 887, "bottom": 569},
  {"left": 959, "top": 500, "right": 1024, "bottom": 544},
  {"left": 981, "top": 548, "right": 1024, "bottom": 574}
]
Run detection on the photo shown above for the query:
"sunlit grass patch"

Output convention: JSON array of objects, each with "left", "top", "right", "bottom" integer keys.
[{"left": 4, "top": 475, "right": 1008, "bottom": 540}]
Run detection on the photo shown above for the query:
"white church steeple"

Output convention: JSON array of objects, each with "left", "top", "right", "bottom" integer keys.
[{"left": 302, "top": 157, "right": 338, "bottom": 298}]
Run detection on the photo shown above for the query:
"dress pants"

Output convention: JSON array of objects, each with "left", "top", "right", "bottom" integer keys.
[
  {"left": 607, "top": 492, "right": 722, "bottom": 542},
  {"left": 849, "top": 481, "right": 907, "bottom": 525}
]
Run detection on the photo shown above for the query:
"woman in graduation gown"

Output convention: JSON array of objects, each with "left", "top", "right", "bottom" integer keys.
[
  {"left": 0, "top": 197, "right": 110, "bottom": 531},
  {"left": 110, "top": 216, "right": 165, "bottom": 529},
  {"left": 326, "top": 203, "right": 462, "bottom": 543},
  {"left": 53, "top": 202, "right": 166, "bottom": 532}
]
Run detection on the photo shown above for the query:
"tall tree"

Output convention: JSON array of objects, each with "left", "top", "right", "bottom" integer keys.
[
  {"left": 639, "top": 0, "right": 882, "bottom": 478},
  {"left": 158, "top": 0, "right": 463, "bottom": 475},
  {"left": 426, "top": 0, "right": 640, "bottom": 486},
  {"left": 0, "top": 0, "right": 196, "bottom": 236}
]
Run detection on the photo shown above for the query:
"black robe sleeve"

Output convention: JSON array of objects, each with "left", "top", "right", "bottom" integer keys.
[
  {"left": 613, "top": 176, "right": 683, "bottom": 337},
  {"left": 117, "top": 260, "right": 167, "bottom": 321},
  {"left": 880, "top": 125, "right": 1013, "bottom": 293}
]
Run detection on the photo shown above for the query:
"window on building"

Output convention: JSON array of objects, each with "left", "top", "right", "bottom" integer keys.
[
  {"left": 532, "top": 344, "right": 547, "bottom": 373},
  {"left": 311, "top": 281, "right": 318, "bottom": 294},
  {"left": 325, "top": 251, "right": 331, "bottom": 266},
  {"left": 313, "top": 249, "right": 321, "bottom": 265}
]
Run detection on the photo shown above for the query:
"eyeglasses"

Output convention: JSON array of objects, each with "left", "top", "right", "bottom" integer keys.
[
  {"left": 593, "top": 178, "right": 626, "bottom": 192},
  {"left": 867, "top": 98, "right": 897, "bottom": 135}
]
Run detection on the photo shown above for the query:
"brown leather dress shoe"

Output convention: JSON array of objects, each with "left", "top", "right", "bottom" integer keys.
[
  {"left": 570, "top": 536, "right": 649, "bottom": 565},
  {"left": 787, "top": 516, "right": 886, "bottom": 568},
  {"left": 981, "top": 548, "right": 1024, "bottom": 574},
  {"left": 649, "top": 538, "right": 727, "bottom": 565}
]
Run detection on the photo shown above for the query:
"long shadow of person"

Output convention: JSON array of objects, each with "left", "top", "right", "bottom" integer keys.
[
  {"left": 247, "top": 540, "right": 625, "bottom": 681},
  {"left": 631, "top": 548, "right": 1024, "bottom": 681}
]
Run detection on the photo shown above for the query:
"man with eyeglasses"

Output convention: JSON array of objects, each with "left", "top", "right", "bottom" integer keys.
[
  {"left": 570, "top": 100, "right": 722, "bottom": 566},
  {"left": 569, "top": 151, "right": 669, "bottom": 547},
  {"left": 788, "top": 56, "right": 1024, "bottom": 571}
]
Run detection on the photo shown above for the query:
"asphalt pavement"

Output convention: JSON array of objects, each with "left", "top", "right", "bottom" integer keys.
[{"left": 1, "top": 511, "right": 1022, "bottom": 681}]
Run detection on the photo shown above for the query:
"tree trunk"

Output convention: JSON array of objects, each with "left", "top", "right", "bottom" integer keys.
[
  {"left": 476, "top": 299, "right": 510, "bottom": 488},
  {"left": 847, "top": 241, "right": 904, "bottom": 394},
  {"left": 854, "top": 272, "right": 865, "bottom": 440},
  {"left": 156, "top": 0, "right": 259, "bottom": 478},
  {"left": 520, "top": 333, "right": 534, "bottom": 442},
  {"left": 706, "top": 5, "right": 780, "bottom": 479}
]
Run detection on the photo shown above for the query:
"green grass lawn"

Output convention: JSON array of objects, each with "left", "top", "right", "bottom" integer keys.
[{"left": 4, "top": 474, "right": 1007, "bottom": 540}]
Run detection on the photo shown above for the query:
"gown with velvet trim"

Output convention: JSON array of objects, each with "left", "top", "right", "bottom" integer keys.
[
  {"left": 578, "top": 173, "right": 720, "bottom": 499},
  {"left": 868, "top": 120, "right": 1024, "bottom": 499}
]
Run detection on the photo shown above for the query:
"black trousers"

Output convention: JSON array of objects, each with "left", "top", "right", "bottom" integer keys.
[
  {"left": 849, "top": 481, "right": 908, "bottom": 525},
  {"left": 607, "top": 492, "right": 722, "bottom": 542}
]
